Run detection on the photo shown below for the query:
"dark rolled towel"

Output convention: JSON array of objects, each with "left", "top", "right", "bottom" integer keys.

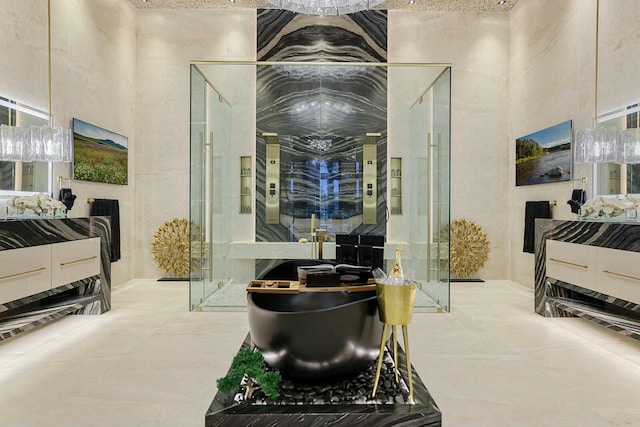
[{"left": 567, "top": 189, "right": 587, "bottom": 214}]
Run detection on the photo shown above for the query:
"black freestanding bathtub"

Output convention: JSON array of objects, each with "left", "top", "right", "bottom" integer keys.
[{"left": 247, "top": 290, "right": 383, "bottom": 380}]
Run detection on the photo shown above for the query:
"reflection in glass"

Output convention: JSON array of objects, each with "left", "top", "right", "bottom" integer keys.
[{"left": 189, "top": 63, "right": 451, "bottom": 314}]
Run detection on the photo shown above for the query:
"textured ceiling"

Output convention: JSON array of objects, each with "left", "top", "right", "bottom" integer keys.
[{"left": 128, "top": 0, "right": 518, "bottom": 12}]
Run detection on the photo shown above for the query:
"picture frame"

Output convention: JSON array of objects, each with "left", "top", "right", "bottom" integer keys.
[
  {"left": 516, "top": 120, "right": 572, "bottom": 186},
  {"left": 73, "top": 118, "right": 128, "bottom": 185}
]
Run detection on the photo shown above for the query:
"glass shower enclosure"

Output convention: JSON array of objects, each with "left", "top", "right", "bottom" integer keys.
[{"left": 190, "top": 62, "right": 451, "bottom": 313}]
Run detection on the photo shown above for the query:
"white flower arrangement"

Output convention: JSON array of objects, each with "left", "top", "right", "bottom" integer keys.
[
  {"left": 8, "top": 193, "right": 67, "bottom": 218},
  {"left": 579, "top": 194, "right": 639, "bottom": 220}
]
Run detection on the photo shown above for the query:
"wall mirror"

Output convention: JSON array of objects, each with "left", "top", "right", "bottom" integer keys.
[{"left": 0, "top": 96, "right": 51, "bottom": 196}]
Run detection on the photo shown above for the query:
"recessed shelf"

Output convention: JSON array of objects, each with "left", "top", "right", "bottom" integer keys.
[
  {"left": 390, "top": 157, "right": 402, "bottom": 215},
  {"left": 240, "top": 156, "right": 252, "bottom": 214}
]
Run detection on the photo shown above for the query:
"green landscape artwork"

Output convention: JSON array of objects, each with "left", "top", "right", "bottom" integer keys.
[
  {"left": 73, "top": 118, "right": 128, "bottom": 185},
  {"left": 516, "top": 120, "right": 572, "bottom": 186}
]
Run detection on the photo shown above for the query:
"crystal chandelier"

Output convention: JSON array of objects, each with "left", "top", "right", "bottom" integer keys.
[
  {"left": 266, "top": 0, "right": 385, "bottom": 16},
  {"left": 0, "top": 123, "right": 72, "bottom": 163}
]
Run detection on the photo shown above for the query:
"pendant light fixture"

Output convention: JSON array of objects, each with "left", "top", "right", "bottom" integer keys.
[
  {"left": 0, "top": 0, "right": 72, "bottom": 163},
  {"left": 574, "top": 0, "right": 619, "bottom": 165},
  {"left": 265, "top": 0, "right": 385, "bottom": 16},
  {"left": 574, "top": 0, "right": 640, "bottom": 169}
]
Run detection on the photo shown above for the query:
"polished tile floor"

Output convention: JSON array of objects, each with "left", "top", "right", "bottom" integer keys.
[{"left": 0, "top": 279, "right": 639, "bottom": 427}]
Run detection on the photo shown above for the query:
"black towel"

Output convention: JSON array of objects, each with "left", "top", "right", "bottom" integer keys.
[
  {"left": 90, "top": 199, "right": 121, "bottom": 262},
  {"left": 523, "top": 201, "right": 551, "bottom": 254}
]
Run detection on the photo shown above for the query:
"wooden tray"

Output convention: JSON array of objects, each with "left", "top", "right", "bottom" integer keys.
[{"left": 246, "top": 279, "right": 376, "bottom": 294}]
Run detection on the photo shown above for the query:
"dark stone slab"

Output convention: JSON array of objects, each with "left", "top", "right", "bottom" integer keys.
[{"left": 205, "top": 334, "right": 441, "bottom": 427}]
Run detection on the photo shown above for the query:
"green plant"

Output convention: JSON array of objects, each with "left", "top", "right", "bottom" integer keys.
[{"left": 216, "top": 348, "right": 281, "bottom": 400}]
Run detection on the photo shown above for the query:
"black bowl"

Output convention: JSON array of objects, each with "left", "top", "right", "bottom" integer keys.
[{"left": 247, "top": 290, "right": 383, "bottom": 380}]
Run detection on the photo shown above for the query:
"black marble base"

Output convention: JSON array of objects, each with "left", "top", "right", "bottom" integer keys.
[{"left": 205, "top": 334, "right": 441, "bottom": 427}]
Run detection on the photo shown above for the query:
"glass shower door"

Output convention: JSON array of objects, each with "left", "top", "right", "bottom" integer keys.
[
  {"left": 189, "top": 65, "right": 233, "bottom": 310},
  {"left": 409, "top": 67, "right": 451, "bottom": 312}
]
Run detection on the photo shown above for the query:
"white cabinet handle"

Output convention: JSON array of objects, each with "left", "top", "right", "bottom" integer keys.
[
  {"left": 0, "top": 267, "right": 47, "bottom": 281},
  {"left": 60, "top": 255, "right": 97, "bottom": 267},
  {"left": 549, "top": 258, "right": 588, "bottom": 269},
  {"left": 602, "top": 270, "right": 640, "bottom": 282}
]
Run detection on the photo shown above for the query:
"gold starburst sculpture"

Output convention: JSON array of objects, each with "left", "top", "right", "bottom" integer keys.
[
  {"left": 440, "top": 219, "right": 490, "bottom": 278},
  {"left": 151, "top": 218, "right": 195, "bottom": 278}
]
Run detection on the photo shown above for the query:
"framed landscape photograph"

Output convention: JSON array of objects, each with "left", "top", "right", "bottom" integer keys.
[
  {"left": 73, "top": 118, "right": 128, "bottom": 185},
  {"left": 516, "top": 120, "right": 572, "bottom": 186}
]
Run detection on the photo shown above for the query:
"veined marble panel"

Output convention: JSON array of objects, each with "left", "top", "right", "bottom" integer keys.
[
  {"left": 534, "top": 219, "right": 640, "bottom": 340},
  {"left": 0, "top": 217, "right": 111, "bottom": 341},
  {"left": 257, "top": 10, "right": 387, "bottom": 62},
  {"left": 255, "top": 10, "right": 388, "bottom": 246}
]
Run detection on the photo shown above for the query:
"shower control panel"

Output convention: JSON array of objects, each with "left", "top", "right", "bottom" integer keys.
[
  {"left": 265, "top": 135, "right": 280, "bottom": 224},
  {"left": 363, "top": 144, "right": 377, "bottom": 224}
]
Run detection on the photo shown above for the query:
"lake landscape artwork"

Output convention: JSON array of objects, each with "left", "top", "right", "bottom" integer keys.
[
  {"left": 73, "top": 118, "right": 128, "bottom": 185},
  {"left": 516, "top": 120, "right": 572, "bottom": 186}
]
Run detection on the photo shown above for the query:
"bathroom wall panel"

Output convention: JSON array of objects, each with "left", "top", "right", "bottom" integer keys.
[{"left": 255, "top": 10, "right": 388, "bottom": 245}]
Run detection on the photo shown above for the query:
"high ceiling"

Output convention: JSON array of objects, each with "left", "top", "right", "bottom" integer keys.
[{"left": 128, "top": 0, "right": 518, "bottom": 12}]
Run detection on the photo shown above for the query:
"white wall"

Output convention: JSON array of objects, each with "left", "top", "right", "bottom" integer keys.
[
  {"left": 0, "top": 0, "right": 48, "bottom": 111},
  {"left": 508, "top": 0, "right": 640, "bottom": 288},
  {"left": 508, "top": 0, "right": 594, "bottom": 288},
  {"left": 135, "top": 9, "right": 256, "bottom": 278},
  {"left": 1, "top": 0, "right": 137, "bottom": 286},
  {"left": 389, "top": 11, "right": 511, "bottom": 280}
]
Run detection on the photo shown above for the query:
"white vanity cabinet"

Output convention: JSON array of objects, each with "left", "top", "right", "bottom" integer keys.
[
  {"left": 535, "top": 219, "right": 640, "bottom": 341},
  {"left": 0, "top": 238, "right": 101, "bottom": 306},
  {"left": 51, "top": 238, "right": 101, "bottom": 288},
  {"left": 0, "top": 217, "right": 111, "bottom": 342},
  {"left": 0, "top": 245, "right": 52, "bottom": 305},
  {"left": 545, "top": 240, "right": 598, "bottom": 292},
  {"left": 596, "top": 247, "right": 640, "bottom": 305},
  {"left": 545, "top": 239, "right": 640, "bottom": 304}
]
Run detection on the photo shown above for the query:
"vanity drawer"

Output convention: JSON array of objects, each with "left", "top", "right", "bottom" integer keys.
[
  {"left": 51, "top": 238, "right": 101, "bottom": 287},
  {"left": 545, "top": 240, "right": 598, "bottom": 291},
  {"left": 0, "top": 245, "right": 52, "bottom": 305},
  {"left": 597, "top": 247, "right": 640, "bottom": 305}
]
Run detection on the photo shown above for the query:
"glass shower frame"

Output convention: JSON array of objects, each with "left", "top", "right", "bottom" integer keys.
[{"left": 189, "top": 61, "right": 451, "bottom": 313}]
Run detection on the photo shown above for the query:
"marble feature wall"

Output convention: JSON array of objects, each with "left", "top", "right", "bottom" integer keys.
[
  {"left": 0, "top": 217, "right": 111, "bottom": 341},
  {"left": 255, "top": 10, "right": 388, "bottom": 244},
  {"left": 534, "top": 219, "right": 640, "bottom": 340}
]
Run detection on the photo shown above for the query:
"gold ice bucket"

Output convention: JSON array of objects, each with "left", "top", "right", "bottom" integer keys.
[{"left": 376, "top": 281, "right": 417, "bottom": 325}]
